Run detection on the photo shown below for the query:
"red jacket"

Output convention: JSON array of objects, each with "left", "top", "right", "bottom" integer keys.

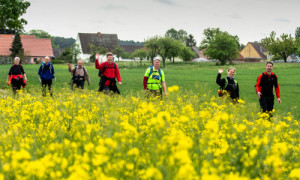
[
  {"left": 256, "top": 71, "right": 280, "bottom": 98},
  {"left": 95, "top": 59, "right": 121, "bottom": 86},
  {"left": 9, "top": 75, "right": 27, "bottom": 88}
]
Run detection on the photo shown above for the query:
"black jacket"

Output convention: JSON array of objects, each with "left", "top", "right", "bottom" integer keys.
[{"left": 216, "top": 73, "right": 239, "bottom": 99}]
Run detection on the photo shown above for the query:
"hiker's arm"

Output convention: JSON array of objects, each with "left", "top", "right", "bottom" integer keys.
[
  {"left": 7, "top": 75, "right": 10, "bottom": 84},
  {"left": 68, "top": 67, "right": 75, "bottom": 73},
  {"left": 38, "top": 65, "right": 42, "bottom": 76},
  {"left": 95, "top": 59, "right": 100, "bottom": 69},
  {"left": 162, "top": 81, "right": 167, "bottom": 96},
  {"left": 115, "top": 64, "right": 121, "bottom": 83},
  {"left": 52, "top": 66, "right": 55, "bottom": 76},
  {"left": 256, "top": 74, "right": 263, "bottom": 99},
  {"left": 143, "top": 76, "right": 148, "bottom": 90},
  {"left": 23, "top": 74, "right": 27, "bottom": 81},
  {"left": 216, "top": 73, "right": 225, "bottom": 87},
  {"left": 85, "top": 70, "right": 90, "bottom": 85},
  {"left": 237, "top": 83, "right": 240, "bottom": 99}
]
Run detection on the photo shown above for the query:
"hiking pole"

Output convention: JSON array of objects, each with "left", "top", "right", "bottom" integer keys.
[{"left": 39, "top": 76, "right": 42, "bottom": 83}]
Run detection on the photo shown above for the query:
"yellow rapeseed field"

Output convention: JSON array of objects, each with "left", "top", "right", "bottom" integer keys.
[{"left": 0, "top": 86, "right": 299, "bottom": 180}]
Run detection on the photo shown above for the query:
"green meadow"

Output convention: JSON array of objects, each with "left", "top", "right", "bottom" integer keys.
[{"left": 1, "top": 61, "right": 300, "bottom": 119}]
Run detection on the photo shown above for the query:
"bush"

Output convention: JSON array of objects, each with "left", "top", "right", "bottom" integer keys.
[{"left": 51, "top": 59, "right": 65, "bottom": 64}]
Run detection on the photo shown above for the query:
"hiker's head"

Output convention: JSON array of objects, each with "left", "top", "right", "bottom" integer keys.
[
  {"left": 153, "top": 57, "right": 160, "bottom": 68},
  {"left": 266, "top": 61, "right": 273, "bottom": 73},
  {"left": 44, "top": 56, "right": 50, "bottom": 64},
  {"left": 227, "top": 67, "right": 236, "bottom": 77},
  {"left": 106, "top": 52, "right": 113, "bottom": 63},
  {"left": 78, "top": 60, "right": 83, "bottom": 67},
  {"left": 14, "top": 57, "right": 20, "bottom": 65}
]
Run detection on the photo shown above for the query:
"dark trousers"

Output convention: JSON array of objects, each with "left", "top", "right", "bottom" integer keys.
[
  {"left": 73, "top": 80, "right": 85, "bottom": 89},
  {"left": 259, "top": 95, "right": 274, "bottom": 112},
  {"left": 42, "top": 79, "right": 52, "bottom": 96},
  {"left": 11, "top": 79, "right": 22, "bottom": 93}
]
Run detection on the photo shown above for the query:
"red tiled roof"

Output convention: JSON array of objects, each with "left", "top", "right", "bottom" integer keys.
[{"left": 0, "top": 34, "right": 53, "bottom": 57}]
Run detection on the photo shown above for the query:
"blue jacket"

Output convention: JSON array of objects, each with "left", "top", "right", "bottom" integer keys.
[{"left": 38, "top": 62, "right": 55, "bottom": 80}]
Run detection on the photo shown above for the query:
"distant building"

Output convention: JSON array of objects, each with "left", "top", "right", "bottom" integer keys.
[
  {"left": 0, "top": 34, "right": 53, "bottom": 64},
  {"left": 240, "top": 42, "right": 269, "bottom": 62},
  {"left": 76, "top": 32, "right": 119, "bottom": 61}
]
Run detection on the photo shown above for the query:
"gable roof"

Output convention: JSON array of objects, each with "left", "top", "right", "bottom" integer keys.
[
  {"left": 0, "top": 34, "right": 53, "bottom": 57},
  {"left": 250, "top": 42, "right": 267, "bottom": 60},
  {"left": 78, "top": 32, "right": 119, "bottom": 54}
]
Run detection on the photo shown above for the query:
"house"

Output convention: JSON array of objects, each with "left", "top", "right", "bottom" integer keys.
[
  {"left": 240, "top": 42, "right": 269, "bottom": 62},
  {"left": 76, "top": 32, "right": 119, "bottom": 61},
  {"left": 0, "top": 34, "right": 53, "bottom": 64}
]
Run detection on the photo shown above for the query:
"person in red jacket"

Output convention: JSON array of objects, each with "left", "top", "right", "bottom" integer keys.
[
  {"left": 256, "top": 62, "right": 281, "bottom": 114},
  {"left": 95, "top": 52, "right": 122, "bottom": 94},
  {"left": 7, "top": 57, "right": 27, "bottom": 93}
]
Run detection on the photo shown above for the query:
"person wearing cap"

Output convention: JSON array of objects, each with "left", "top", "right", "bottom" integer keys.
[
  {"left": 143, "top": 57, "right": 167, "bottom": 97},
  {"left": 7, "top": 57, "right": 27, "bottom": 93},
  {"left": 216, "top": 67, "right": 239, "bottom": 100},
  {"left": 38, "top": 56, "right": 55, "bottom": 96},
  {"left": 95, "top": 52, "right": 122, "bottom": 94}
]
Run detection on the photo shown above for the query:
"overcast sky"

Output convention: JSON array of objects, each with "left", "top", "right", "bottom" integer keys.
[{"left": 22, "top": 0, "right": 299, "bottom": 45}]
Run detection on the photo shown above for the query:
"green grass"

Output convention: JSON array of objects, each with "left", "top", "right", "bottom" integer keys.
[{"left": 1, "top": 61, "right": 300, "bottom": 119}]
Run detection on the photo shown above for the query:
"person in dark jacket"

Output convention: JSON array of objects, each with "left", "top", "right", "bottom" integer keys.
[
  {"left": 7, "top": 57, "right": 27, "bottom": 93},
  {"left": 38, "top": 56, "right": 54, "bottom": 96},
  {"left": 256, "top": 62, "right": 281, "bottom": 113},
  {"left": 216, "top": 67, "right": 239, "bottom": 100}
]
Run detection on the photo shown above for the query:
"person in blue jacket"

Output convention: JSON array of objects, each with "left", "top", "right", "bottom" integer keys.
[{"left": 38, "top": 56, "right": 55, "bottom": 96}]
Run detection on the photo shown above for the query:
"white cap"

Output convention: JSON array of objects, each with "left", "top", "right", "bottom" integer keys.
[
  {"left": 14, "top": 57, "right": 20, "bottom": 61},
  {"left": 153, "top": 56, "right": 160, "bottom": 61}
]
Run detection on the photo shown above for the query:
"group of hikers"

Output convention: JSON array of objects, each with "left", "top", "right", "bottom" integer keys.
[{"left": 6, "top": 53, "right": 281, "bottom": 115}]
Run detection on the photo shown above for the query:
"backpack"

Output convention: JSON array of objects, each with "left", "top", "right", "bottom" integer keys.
[
  {"left": 148, "top": 65, "right": 162, "bottom": 81},
  {"left": 42, "top": 63, "right": 53, "bottom": 75},
  {"left": 98, "top": 62, "right": 116, "bottom": 77}
]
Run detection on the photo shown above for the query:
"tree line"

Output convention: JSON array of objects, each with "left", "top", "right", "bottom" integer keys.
[{"left": 2, "top": 0, "right": 300, "bottom": 65}]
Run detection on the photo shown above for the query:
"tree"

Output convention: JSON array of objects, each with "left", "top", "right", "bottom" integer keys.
[
  {"left": 261, "top": 31, "right": 298, "bottom": 62},
  {"left": 165, "top": 28, "right": 178, "bottom": 39},
  {"left": 24, "top": 29, "right": 56, "bottom": 47},
  {"left": 59, "top": 48, "right": 73, "bottom": 63},
  {"left": 199, "top": 28, "right": 222, "bottom": 50},
  {"left": 88, "top": 44, "right": 107, "bottom": 62},
  {"left": 204, "top": 32, "right": 239, "bottom": 65},
  {"left": 186, "top": 34, "right": 196, "bottom": 47},
  {"left": 145, "top": 36, "right": 160, "bottom": 64},
  {"left": 24, "top": 29, "right": 51, "bottom": 38},
  {"left": 53, "top": 36, "right": 76, "bottom": 49},
  {"left": 113, "top": 45, "right": 125, "bottom": 62},
  {"left": 165, "top": 28, "right": 188, "bottom": 44},
  {"left": 10, "top": 32, "right": 24, "bottom": 62},
  {"left": 131, "top": 48, "right": 147, "bottom": 64},
  {"left": 179, "top": 45, "right": 196, "bottom": 61},
  {"left": 167, "top": 40, "right": 181, "bottom": 63},
  {"left": 295, "top": 27, "right": 300, "bottom": 38},
  {"left": 72, "top": 43, "right": 81, "bottom": 64},
  {"left": 157, "top": 37, "right": 178, "bottom": 67},
  {"left": 0, "top": 0, "right": 31, "bottom": 32}
]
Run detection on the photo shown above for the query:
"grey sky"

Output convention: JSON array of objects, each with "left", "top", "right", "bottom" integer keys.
[{"left": 23, "top": 0, "right": 300, "bottom": 45}]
